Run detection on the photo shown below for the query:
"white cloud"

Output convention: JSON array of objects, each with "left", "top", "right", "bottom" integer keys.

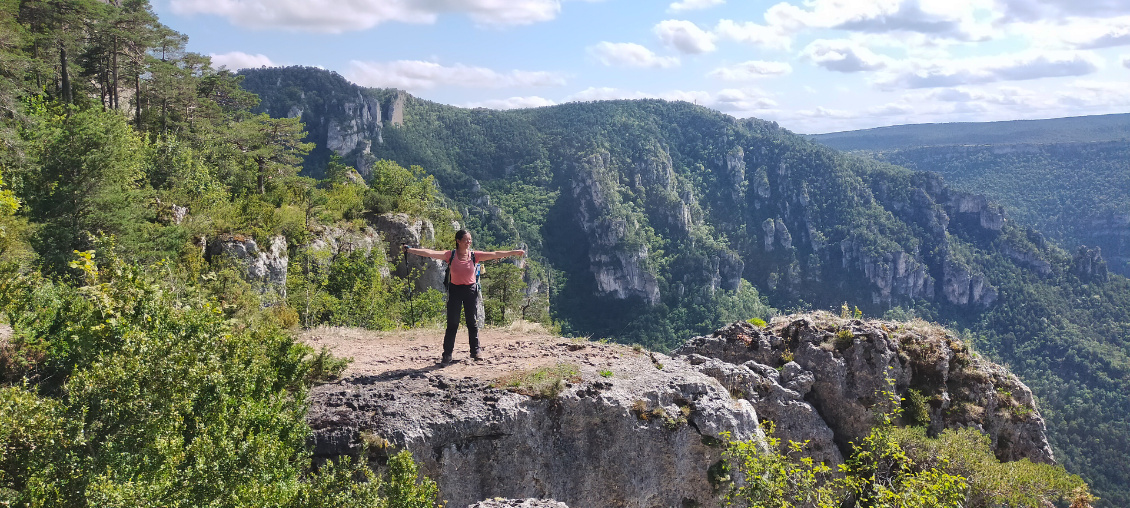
[
  {"left": 170, "top": 0, "right": 565, "bottom": 33},
  {"left": 708, "top": 60, "right": 792, "bottom": 80},
  {"left": 1043, "top": 17, "right": 1130, "bottom": 49},
  {"left": 654, "top": 20, "right": 717, "bottom": 54},
  {"left": 713, "top": 88, "right": 778, "bottom": 111},
  {"left": 465, "top": 96, "right": 557, "bottom": 109},
  {"left": 210, "top": 51, "right": 276, "bottom": 70},
  {"left": 875, "top": 50, "right": 1101, "bottom": 89},
  {"left": 761, "top": 0, "right": 990, "bottom": 41},
  {"left": 564, "top": 87, "right": 753, "bottom": 110},
  {"left": 1124, "top": 56, "right": 1130, "bottom": 69},
  {"left": 798, "top": 106, "right": 856, "bottom": 119},
  {"left": 868, "top": 102, "right": 914, "bottom": 116},
  {"left": 668, "top": 0, "right": 724, "bottom": 13},
  {"left": 346, "top": 60, "right": 567, "bottom": 91},
  {"left": 565, "top": 87, "right": 649, "bottom": 102},
  {"left": 587, "top": 42, "right": 679, "bottom": 68},
  {"left": 802, "top": 39, "right": 891, "bottom": 72},
  {"left": 1055, "top": 80, "right": 1130, "bottom": 108},
  {"left": 995, "top": 0, "right": 1130, "bottom": 23},
  {"left": 922, "top": 86, "right": 1041, "bottom": 106},
  {"left": 713, "top": 19, "right": 792, "bottom": 50}
]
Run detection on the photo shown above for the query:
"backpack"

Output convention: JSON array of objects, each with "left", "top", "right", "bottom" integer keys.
[{"left": 444, "top": 250, "right": 480, "bottom": 292}]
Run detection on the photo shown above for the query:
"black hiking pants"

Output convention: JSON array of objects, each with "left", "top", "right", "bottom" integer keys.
[{"left": 443, "top": 284, "right": 480, "bottom": 356}]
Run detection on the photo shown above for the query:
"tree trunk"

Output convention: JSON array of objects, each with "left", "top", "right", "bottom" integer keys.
[
  {"left": 111, "top": 35, "right": 119, "bottom": 109},
  {"left": 134, "top": 72, "right": 141, "bottom": 130},
  {"left": 257, "top": 157, "right": 266, "bottom": 194},
  {"left": 59, "top": 45, "right": 71, "bottom": 105}
]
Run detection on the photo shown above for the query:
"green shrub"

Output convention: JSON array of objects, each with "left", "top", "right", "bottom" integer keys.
[
  {"left": 893, "top": 425, "right": 1091, "bottom": 508},
  {"left": 902, "top": 388, "right": 931, "bottom": 427},
  {"left": 0, "top": 251, "right": 440, "bottom": 506}
]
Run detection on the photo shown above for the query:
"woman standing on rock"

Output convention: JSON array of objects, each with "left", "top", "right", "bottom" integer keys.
[{"left": 403, "top": 230, "right": 525, "bottom": 363}]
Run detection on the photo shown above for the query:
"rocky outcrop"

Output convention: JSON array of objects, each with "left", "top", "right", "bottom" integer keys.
[
  {"left": 308, "top": 224, "right": 383, "bottom": 261},
  {"left": 1000, "top": 241, "right": 1052, "bottom": 275},
  {"left": 1072, "top": 246, "right": 1109, "bottom": 282},
  {"left": 840, "top": 236, "right": 934, "bottom": 305},
  {"left": 205, "top": 234, "right": 288, "bottom": 304},
  {"left": 570, "top": 152, "right": 660, "bottom": 304},
  {"left": 372, "top": 213, "right": 445, "bottom": 293},
  {"left": 327, "top": 94, "right": 382, "bottom": 156},
  {"left": 677, "top": 314, "right": 1055, "bottom": 465},
  {"left": 385, "top": 90, "right": 406, "bottom": 126},
  {"left": 941, "top": 259, "right": 997, "bottom": 307},
  {"left": 724, "top": 146, "right": 746, "bottom": 202},
  {"left": 308, "top": 341, "right": 762, "bottom": 508},
  {"left": 946, "top": 192, "right": 1005, "bottom": 231}
]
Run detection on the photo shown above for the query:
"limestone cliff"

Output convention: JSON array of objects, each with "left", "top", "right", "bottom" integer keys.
[
  {"left": 570, "top": 152, "right": 661, "bottom": 304},
  {"left": 204, "top": 234, "right": 288, "bottom": 305}
]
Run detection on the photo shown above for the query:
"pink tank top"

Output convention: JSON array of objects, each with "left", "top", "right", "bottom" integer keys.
[{"left": 448, "top": 250, "right": 479, "bottom": 285}]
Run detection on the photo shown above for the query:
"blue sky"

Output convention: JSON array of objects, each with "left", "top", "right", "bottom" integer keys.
[{"left": 153, "top": 0, "right": 1130, "bottom": 134}]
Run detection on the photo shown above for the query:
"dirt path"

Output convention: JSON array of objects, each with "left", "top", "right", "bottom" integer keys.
[{"left": 297, "top": 321, "right": 644, "bottom": 382}]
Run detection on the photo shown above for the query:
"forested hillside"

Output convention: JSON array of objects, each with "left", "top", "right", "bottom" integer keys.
[
  {"left": 241, "top": 66, "right": 1130, "bottom": 506},
  {"left": 810, "top": 113, "right": 1130, "bottom": 150},
  {"left": 0, "top": 1, "right": 449, "bottom": 505},
  {"left": 811, "top": 117, "right": 1130, "bottom": 281}
]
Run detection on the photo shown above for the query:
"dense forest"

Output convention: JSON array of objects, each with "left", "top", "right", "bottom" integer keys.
[
  {"left": 240, "top": 66, "right": 1130, "bottom": 506},
  {"left": 810, "top": 113, "right": 1130, "bottom": 150},
  {"left": 0, "top": 0, "right": 1124, "bottom": 505},
  {"left": 0, "top": 0, "right": 453, "bottom": 505}
]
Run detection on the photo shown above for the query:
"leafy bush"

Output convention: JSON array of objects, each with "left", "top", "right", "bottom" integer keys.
[
  {"left": 0, "top": 249, "right": 441, "bottom": 506},
  {"left": 893, "top": 425, "right": 1091, "bottom": 508},
  {"left": 718, "top": 379, "right": 1092, "bottom": 508},
  {"left": 901, "top": 388, "right": 931, "bottom": 427}
]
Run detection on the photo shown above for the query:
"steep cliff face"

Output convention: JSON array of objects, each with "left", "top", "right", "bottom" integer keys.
[
  {"left": 569, "top": 152, "right": 661, "bottom": 304},
  {"left": 237, "top": 66, "right": 407, "bottom": 179},
  {"left": 863, "top": 171, "right": 1003, "bottom": 308}
]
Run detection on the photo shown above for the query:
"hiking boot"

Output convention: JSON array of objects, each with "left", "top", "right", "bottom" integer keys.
[
  {"left": 471, "top": 349, "right": 482, "bottom": 361},
  {"left": 441, "top": 354, "right": 453, "bottom": 364}
]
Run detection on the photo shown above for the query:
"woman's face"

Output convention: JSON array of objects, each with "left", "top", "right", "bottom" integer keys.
[{"left": 458, "top": 233, "right": 473, "bottom": 248}]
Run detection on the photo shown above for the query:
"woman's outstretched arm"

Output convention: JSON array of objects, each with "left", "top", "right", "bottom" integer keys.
[
  {"left": 403, "top": 246, "right": 451, "bottom": 260},
  {"left": 475, "top": 249, "right": 526, "bottom": 261}
]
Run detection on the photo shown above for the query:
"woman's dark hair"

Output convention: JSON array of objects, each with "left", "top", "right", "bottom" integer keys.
[{"left": 454, "top": 229, "right": 468, "bottom": 248}]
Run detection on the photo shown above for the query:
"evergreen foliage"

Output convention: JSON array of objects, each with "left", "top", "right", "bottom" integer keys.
[{"left": 0, "top": 2, "right": 452, "bottom": 504}]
